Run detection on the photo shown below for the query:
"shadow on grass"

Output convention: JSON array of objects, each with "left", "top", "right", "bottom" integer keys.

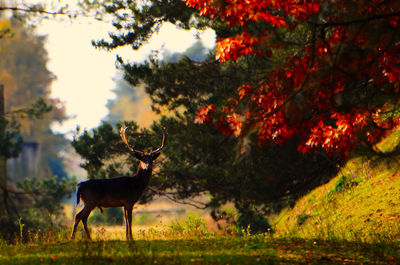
[{"left": 0, "top": 255, "right": 291, "bottom": 265}]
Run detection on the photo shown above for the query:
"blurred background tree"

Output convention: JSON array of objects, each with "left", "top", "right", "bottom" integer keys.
[
  {"left": 0, "top": 14, "right": 68, "bottom": 180},
  {"left": 0, "top": 10, "right": 74, "bottom": 241}
]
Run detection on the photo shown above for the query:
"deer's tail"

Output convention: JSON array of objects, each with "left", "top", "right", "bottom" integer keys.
[{"left": 76, "top": 185, "right": 81, "bottom": 205}]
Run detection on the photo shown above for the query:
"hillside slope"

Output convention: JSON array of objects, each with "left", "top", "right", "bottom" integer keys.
[{"left": 272, "top": 156, "right": 400, "bottom": 242}]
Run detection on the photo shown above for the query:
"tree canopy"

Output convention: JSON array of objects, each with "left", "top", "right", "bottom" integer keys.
[
  {"left": 187, "top": 0, "right": 400, "bottom": 158},
  {"left": 86, "top": 0, "right": 400, "bottom": 159}
]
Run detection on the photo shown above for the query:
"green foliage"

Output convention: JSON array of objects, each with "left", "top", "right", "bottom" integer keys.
[
  {"left": 117, "top": 46, "right": 266, "bottom": 115},
  {"left": 0, "top": 176, "right": 75, "bottom": 243},
  {"left": 0, "top": 118, "right": 22, "bottom": 159},
  {"left": 72, "top": 121, "right": 146, "bottom": 178},
  {"left": 326, "top": 174, "right": 361, "bottom": 200},
  {"left": 332, "top": 174, "right": 360, "bottom": 193},
  {"left": 332, "top": 175, "right": 347, "bottom": 193},
  {"left": 134, "top": 212, "right": 157, "bottom": 226},
  {"left": 156, "top": 116, "right": 339, "bottom": 226},
  {"left": 82, "top": 0, "right": 204, "bottom": 51},
  {"left": 89, "top": 207, "right": 124, "bottom": 225},
  {"left": 18, "top": 176, "right": 75, "bottom": 232},
  {"left": 20, "top": 98, "right": 53, "bottom": 119},
  {"left": 168, "top": 213, "right": 210, "bottom": 238},
  {"left": 17, "top": 177, "right": 74, "bottom": 217},
  {"left": 234, "top": 204, "right": 271, "bottom": 234},
  {"left": 81, "top": 3, "right": 400, "bottom": 241}
]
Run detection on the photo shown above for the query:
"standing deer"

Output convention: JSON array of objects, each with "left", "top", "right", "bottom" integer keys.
[{"left": 71, "top": 126, "right": 167, "bottom": 240}]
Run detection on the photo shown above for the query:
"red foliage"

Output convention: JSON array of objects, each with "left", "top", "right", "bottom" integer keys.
[
  {"left": 194, "top": 104, "right": 216, "bottom": 124},
  {"left": 188, "top": 0, "right": 400, "bottom": 158},
  {"left": 216, "top": 32, "right": 261, "bottom": 62}
]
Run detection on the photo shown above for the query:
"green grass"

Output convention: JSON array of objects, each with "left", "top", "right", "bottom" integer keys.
[
  {"left": 0, "top": 234, "right": 398, "bottom": 264},
  {"left": 1, "top": 213, "right": 398, "bottom": 264},
  {"left": 272, "top": 155, "right": 400, "bottom": 243}
]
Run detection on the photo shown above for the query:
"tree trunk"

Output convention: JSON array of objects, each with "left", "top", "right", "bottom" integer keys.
[{"left": 0, "top": 84, "right": 8, "bottom": 216}]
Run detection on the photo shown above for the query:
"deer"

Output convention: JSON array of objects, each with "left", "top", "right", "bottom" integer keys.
[{"left": 71, "top": 126, "right": 167, "bottom": 240}]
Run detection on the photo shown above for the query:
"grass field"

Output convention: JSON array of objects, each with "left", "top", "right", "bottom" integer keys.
[
  {"left": 1, "top": 212, "right": 399, "bottom": 265},
  {"left": 0, "top": 231, "right": 398, "bottom": 264}
]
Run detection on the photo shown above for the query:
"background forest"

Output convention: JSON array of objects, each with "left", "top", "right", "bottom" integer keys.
[{"left": 0, "top": 12, "right": 74, "bottom": 240}]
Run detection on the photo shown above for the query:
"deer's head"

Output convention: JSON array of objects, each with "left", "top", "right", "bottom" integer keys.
[{"left": 120, "top": 126, "right": 167, "bottom": 169}]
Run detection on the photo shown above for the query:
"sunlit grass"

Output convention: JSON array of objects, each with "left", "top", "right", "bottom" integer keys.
[
  {"left": 0, "top": 219, "right": 398, "bottom": 265},
  {"left": 272, "top": 155, "right": 400, "bottom": 243},
  {"left": 1, "top": 198, "right": 399, "bottom": 265}
]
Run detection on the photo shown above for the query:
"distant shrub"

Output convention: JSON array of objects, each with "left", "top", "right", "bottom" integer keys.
[
  {"left": 235, "top": 206, "right": 271, "bottom": 234},
  {"left": 169, "top": 213, "right": 210, "bottom": 237},
  {"left": 89, "top": 207, "right": 123, "bottom": 225},
  {"left": 134, "top": 212, "right": 157, "bottom": 225}
]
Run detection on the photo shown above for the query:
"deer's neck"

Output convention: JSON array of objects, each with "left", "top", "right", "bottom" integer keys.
[{"left": 135, "top": 162, "right": 153, "bottom": 186}]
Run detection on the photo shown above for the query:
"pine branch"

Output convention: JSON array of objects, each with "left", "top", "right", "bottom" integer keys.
[{"left": 0, "top": 6, "right": 65, "bottom": 16}]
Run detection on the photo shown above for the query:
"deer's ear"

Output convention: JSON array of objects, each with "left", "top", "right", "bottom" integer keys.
[
  {"left": 134, "top": 151, "right": 143, "bottom": 161},
  {"left": 152, "top": 152, "right": 161, "bottom": 160}
]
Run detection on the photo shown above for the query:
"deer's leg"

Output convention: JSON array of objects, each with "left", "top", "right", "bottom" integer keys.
[
  {"left": 80, "top": 205, "right": 94, "bottom": 240},
  {"left": 126, "top": 205, "right": 133, "bottom": 240},
  {"left": 123, "top": 207, "right": 129, "bottom": 239},
  {"left": 71, "top": 209, "right": 84, "bottom": 239}
]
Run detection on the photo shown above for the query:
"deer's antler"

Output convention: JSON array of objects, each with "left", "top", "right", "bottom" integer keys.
[
  {"left": 151, "top": 127, "right": 167, "bottom": 154},
  {"left": 120, "top": 126, "right": 144, "bottom": 155}
]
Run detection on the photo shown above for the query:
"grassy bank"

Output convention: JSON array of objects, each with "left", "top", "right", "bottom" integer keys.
[{"left": 272, "top": 156, "right": 400, "bottom": 243}]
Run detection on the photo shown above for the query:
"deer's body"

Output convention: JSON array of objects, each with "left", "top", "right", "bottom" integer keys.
[
  {"left": 77, "top": 175, "right": 149, "bottom": 208},
  {"left": 71, "top": 127, "right": 166, "bottom": 240}
]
